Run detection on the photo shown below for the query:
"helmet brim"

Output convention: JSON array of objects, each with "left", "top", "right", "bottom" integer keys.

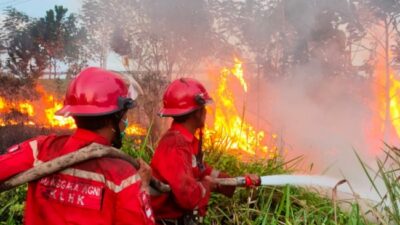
[
  {"left": 55, "top": 105, "right": 122, "bottom": 117},
  {"left": 158, "top": 99, "right": 213, "bottom": 117}
]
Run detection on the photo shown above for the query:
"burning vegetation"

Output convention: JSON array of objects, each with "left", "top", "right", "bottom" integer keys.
[
  {"left": 0, "top": 58, "right": 275, "bottom": 157},
  {"left": 0, "top": 83, "right": 146, "bottom": 143},
  {"left": 204, "top": 58, "right": 278, "bottom": 157}
]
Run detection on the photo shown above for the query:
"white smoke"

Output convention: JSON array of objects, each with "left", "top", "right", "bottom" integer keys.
[{"left": 244, "top": 62, "right": 384, "bottom": 201}]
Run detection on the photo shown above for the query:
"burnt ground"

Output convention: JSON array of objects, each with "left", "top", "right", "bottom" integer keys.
[{"left": 0, "top": 125, "right": 71, "bottom": 154}]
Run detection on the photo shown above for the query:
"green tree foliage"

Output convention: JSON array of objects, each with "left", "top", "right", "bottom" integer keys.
[
  {"left": 2, "top": 8, "right": 47, "bottom": 80},
  {"left": 32, "top": 5, "right": 88, "bottom": 79},
  {"left": 1, "top": 6, "right": 88, "bottom": 80}
]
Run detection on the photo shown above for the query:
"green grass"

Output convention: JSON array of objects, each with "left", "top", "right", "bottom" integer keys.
[
  {"left": 203, "top": 148, "right": 371, "bottom": 225},
  {"left": 122, "top": 132, "right": 374, "bottom": 224},
  {"left": 0, "top": 185, "right": 26, "bottom": 225},
  {"left": 355, "top": 144, "right": 400, "bottom": 224}
]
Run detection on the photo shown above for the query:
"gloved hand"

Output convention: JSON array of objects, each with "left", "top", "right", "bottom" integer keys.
[
  {"left": 244, "top": 174, "right": 261, "bottom": 187},
  {"left": 201, "top": 175, "right": 218, "bottom": 191},
  {"left": 137, "top": 159, "right": 152, "bottom": 193}
]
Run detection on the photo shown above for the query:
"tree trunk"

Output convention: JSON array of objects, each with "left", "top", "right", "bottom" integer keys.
[{"left": 53, "top": 60, "right": 57, "bottom": 79}]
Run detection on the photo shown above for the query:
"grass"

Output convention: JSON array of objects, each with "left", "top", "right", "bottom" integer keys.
[
  {"left": 355, "top": 144, "right": 400, "bottom": 224},
  {"left": 122, "top": 132, "right": 373, "bottom": 225},
  {"left": 203, "top": 147, "right": 372, "bottom": 225},
  {"left": 0, "top": 185, "right": 26, "bottom": 225}
]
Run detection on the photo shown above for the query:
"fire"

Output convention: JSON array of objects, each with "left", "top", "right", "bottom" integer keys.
[
  {"left": 205, "top": 58, "right": 276, "bottom": 157},
  {"left": 379, "top": 71, "right": 400, "bottom": 139},
  {"left": 126, "top": 124, "right": 147, "bottom": 136},
  {"left": 19, "top": 103, "right": 35, "bottom": 116},
  {"left": 372, "top": 49, "right": 400, "bottom": 149},
  {"left": 390, "top": 76, "right": 400, "bottom": 136},
  {"left": 44, "top": 97, "right": 76, "bottom": 129},
  {"left": 35, "top": 86, "right": 76, "bottom": 129},
  {"left": 0, "top": 88, "right": 75, "bottom": 129},
  {"left": 231, "top": 58, "right": 248, "bottom": 92},
  {"left": 0, "top": 97, "right": 36, "bottom": 126},
  {"left": 0, "top": 85, "right": 146, "bottom": 136}
]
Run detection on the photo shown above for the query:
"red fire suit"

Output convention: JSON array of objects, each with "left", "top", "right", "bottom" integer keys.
[
  {"left": 0, "top": 128, "right": 155, "bottom": 225},
  {"left": 150, "top": 122, "right": 235, "bottom": 221}
]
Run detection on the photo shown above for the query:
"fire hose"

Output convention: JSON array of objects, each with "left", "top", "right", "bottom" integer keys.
[
  {"left": 0, "top": 143, "right": 290, "bottom": 195},
  {"left": 0, "top": 143, "right": 171, "bottom": 193},
  {"left": 0, "top": 143, "right": 257, "bottom": 194}
]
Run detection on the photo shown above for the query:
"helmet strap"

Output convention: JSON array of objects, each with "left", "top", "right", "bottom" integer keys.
[
  {"left": 111, "top": 111, "right": 125, "bottom": 148},
  {"left": 196, "top": 129, "right": 205, "bottom": 172},
  {"left": 195, "top": 93, "right": 206, "bottom": 106}
]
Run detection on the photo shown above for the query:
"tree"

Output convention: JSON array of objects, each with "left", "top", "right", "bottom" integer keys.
[
  {"left": 358, "top": 0, "right": 400, "bottom": 141},
  {"left": 82, "top": 0, "right": 218, "bottom": 140},
  {"left": 1, "top": 6, "right": 88, "bottom": 80},
  {"left": 81, "top": 0, "right": 114, "bottom": 68},
  {"left": 2, "top": 8, "right": 47, "bottom": 80},
  {"left": 208, "top": 0, "right": 364, "bottom": 78},
  {"left": 32, "top": 5, "right": 88, "bottom": 79},
  {"left": 82, "top": 0, "right": 217, "bottom": 78}
]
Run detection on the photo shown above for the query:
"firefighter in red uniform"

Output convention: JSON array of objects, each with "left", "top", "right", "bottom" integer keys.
[
  {"left": 150, "top": 78, "right": 260, "bottom": 225},
  {"left": 0, "top": 67, "right": 155, "bottom": 224}
]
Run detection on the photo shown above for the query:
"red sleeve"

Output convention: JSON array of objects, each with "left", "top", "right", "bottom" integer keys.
[
  {"left": 153, "top": 146, "right": 211, "bottom": 210},
  {"left": 115, "top": 179, "right": 155, "bottom": 225},
  {"left": 0, "top": 140, "right": 36, "bottom": 181}
]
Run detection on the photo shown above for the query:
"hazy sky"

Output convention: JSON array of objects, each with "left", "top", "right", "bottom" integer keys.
[{"left": 0, "top": 0, "right": 81, "bottom": 16}]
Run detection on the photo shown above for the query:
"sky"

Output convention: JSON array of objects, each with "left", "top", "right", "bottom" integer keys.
[{"left": 0, "top": 0, "right": 81, "bottom": 16}]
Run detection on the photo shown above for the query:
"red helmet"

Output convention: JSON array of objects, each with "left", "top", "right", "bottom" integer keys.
[
  {"left": 56, "top": 67, "right": 137, "bottom": 117},
  {"left": 159, "top": 78, "right": 212, "bottom": 117}
]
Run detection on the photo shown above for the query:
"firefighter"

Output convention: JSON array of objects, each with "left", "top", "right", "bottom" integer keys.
[
  {"left": 151, "top": 78, "right": 260, "bottom": 225},
  {"left": 0, "top": 67, "right": 155, "bottom": 224}
]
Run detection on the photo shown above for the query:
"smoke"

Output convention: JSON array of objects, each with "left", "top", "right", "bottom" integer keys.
[{"left": 243, "top": 60, "right": 385, "bottom": 200}]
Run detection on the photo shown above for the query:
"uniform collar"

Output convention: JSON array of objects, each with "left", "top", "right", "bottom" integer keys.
[
  {"left": 72, "top": 128, "right": 111, "bottom": 146},
  {"left": 170, "top": 122, "right": 195, "bottom": 143}
]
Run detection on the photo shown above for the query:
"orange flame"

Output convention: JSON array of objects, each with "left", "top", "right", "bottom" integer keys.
[
  {"left": 126, "top": 124, "right": 147, "bottom": 136},
  {"left": 0, "top": 97, "right": 36, "bottom": 126},
  {"left": 35, "top": 86, "right": 76, "bottom": 129},
  {"left": 390, "top": 76, "right": 400, "bottom": 136},
  {"left": 0, "top": 85, "right": 146, "bottom": 136},
  {"left": 205, "top": 58, "right": 276, "bottom": 157},
  {"left": 371, "top": 49, "right": 400, "bottom": 150}
]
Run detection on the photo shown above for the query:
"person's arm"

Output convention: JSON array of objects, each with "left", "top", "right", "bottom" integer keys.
[
  {"left": 202, "top": 164, "right": 236, "bottom": 197},
  {"left": 202, "top": 165, "right": 261, "bottom": 197},
  {"left": 155, "top": 146, "right": 212, "bottom": 210},
  {"left": 0, "top": 139, "right": 40, "bottom": 181}
]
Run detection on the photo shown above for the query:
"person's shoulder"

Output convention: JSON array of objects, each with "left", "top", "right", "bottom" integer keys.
[
  {"left": 96, "top": 157, "right": 138, "bottom": 184},
  {"left": 5, "top": 134, "right": 64, "bottom": 154},
  {"left": 158, "top": 130, "right": 189, "bottom": 148}
]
